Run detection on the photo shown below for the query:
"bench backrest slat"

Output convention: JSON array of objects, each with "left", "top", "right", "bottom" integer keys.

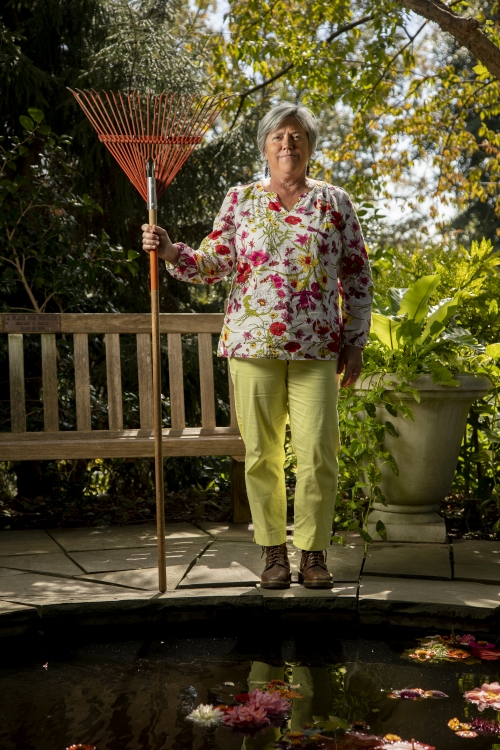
[
  {"left": 3, "top": 314, "right": 239, "bottom": 435},
  {"left": 41, "top": 333, "right": 59, "bottom": 432},
  {"left": 136, "top": 333, "right": 154, "bottom": 431},
  {"left": 8, "top": 334, "right": 26, "bottom": 433},
  {"left": 105, "top": 333, "right": 123, "bottom": 431},
  {"left": 167, "top": 333, "right": 185, "bottom": 429},
  {"left": 198, "top": 333, "right": 216, "bottom": 429},
  {"left": 74, "top": 333, "right": 92, "bottom": 431}
]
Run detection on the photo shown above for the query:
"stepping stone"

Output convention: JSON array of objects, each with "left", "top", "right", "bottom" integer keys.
[
  {"left": 0, "top": 529, "right": 61, "bottom": 556},
  {"left": 0, "top": 553, "right": 83, "bottom": 577},
  {"left": 69, "top": 538, "right": 208, "bottom": 587},
  {"left": 363, "top": 543, "right": 451, "bottom": 580},
  {"left": 0, "top": 572, "right": 145, "bottom": 604},
  {"left": 359, "top": 576, "right": 500, "bottom": 617},
  {"left": 453, "top": 540, "right": 500, "bottom": 583},
  {"left": 48, "top": 522, "right": 208, "bottom": 552}
]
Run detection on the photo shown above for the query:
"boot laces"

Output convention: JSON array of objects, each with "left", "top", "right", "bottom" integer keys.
[
  {"left": 305, "top": 550, "right": 327, "bottom": 568},
  {"left": 262, "top": 544, "right": 286, "bottom": 566}
]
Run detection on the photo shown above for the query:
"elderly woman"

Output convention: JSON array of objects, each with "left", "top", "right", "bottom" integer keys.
[{"left": 142, "top": 103, "right": 373, "bottom": 589}]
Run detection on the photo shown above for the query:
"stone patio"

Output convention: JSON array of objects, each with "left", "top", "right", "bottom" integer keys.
[{"left": 1, "top": 522, "right": 500, "bottom": 634}]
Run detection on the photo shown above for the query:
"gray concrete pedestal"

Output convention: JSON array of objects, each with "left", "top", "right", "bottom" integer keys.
[
  {"left": 357, "top": 374, "right": 491, "bottom": 544},
  {"left": 367, "top": 502, "right": 446, "bottom": 543}
]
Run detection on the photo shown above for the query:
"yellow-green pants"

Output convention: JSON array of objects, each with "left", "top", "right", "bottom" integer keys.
[{"left": 229, "top": 358, "right": 340, "bottom": 551}]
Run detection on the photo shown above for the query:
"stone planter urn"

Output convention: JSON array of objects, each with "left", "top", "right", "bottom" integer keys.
[{"left": 355, "top": 374, "right": 491, "bottom": 542}]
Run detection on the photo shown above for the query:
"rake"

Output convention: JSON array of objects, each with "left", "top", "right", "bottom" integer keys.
[{"left": 70, "top": 89, "right": 230, "bottom": 593}]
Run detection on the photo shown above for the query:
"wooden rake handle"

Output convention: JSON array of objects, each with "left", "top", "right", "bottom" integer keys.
[{"left": 149, "top": 206, "right": 166, "bottom": 593}]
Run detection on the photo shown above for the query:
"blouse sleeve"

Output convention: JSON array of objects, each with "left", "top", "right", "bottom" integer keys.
[
  {"left": 336, "top": 189, "right": 373, "bottom": 348},
  {"left": 165, "top": 189, "right": 237, "bottom": 285}
]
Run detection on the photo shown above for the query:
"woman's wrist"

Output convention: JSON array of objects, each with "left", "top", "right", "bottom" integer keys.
[{"left": 163, "top": 242, "right": 179, "bottom": 265}]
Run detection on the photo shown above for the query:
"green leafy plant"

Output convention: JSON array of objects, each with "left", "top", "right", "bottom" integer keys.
[{"left": 332, "top": 241, "right": 500, "bottom": 546}]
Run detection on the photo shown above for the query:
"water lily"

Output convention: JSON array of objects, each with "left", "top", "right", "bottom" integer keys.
[
  {"left": 403, "top": 632, "right": 500, "bottom": 663},
  {"left": 464, "top": 681, "right": 500, "bottom": 711},
  {"left": 247, "top": 688, "right": 290, "bottom": 717},
  {"left": 222, "top": 702, "right": 270, "bottom": 729},
  {"left": 186, "top": 703, "right": 224, "bottom": 727},
  {"left": 471, "top": 716, "right": 500, "bottom": 735},
  {"left": 388, "top": 688, "right": 447, "bottom": 700},
  {"left": 341, "top": 731, "right": 434, "bottom": 749}
]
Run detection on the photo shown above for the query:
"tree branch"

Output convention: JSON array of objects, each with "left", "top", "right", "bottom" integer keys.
[
  {"left": 400, "top": 0, "right": 500, "bottom": 80},
  {"left": 359, "top": 20, "right": 427, "bottom": 108},
  {"left": 230, "top": 14, "right": 374, "bottom": 130}
]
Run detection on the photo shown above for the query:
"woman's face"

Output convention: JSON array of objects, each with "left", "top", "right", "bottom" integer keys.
[{"left": 264, "top": 117, "right": 311, "bottom": 180}]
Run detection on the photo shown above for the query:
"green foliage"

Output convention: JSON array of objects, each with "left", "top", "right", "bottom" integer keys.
[
  {"left": 0, "top": 111, "right": 128, "bottom": 314},
  {"left": 330, "top": 236, "right": 500, "bottom": 545}
]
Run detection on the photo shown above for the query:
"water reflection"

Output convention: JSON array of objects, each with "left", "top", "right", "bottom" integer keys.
[
  {"left": 241, "top": 663, "right": 334, "bottom": 750},
  {"left": 0, "top": 635, "right": 499, "bottom": 749}
]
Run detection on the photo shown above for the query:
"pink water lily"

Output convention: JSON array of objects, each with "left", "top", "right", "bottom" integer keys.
[
  {"left": 464, "top": 681, "right": 500, "bottom": 711},
  {"left": 247, "top": 688, "right": 290, "bottom": 717},
  {"left": 222, "top": 703, "right": 269, "bottom": 728}
]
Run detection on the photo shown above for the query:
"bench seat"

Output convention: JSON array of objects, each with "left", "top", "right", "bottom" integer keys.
[{"left": 0, "top": 427, "right": 245, "bottom": 461}]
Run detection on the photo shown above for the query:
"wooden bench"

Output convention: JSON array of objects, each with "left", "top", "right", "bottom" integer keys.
[{"left": 0, "top": 313, "right": 250, "bottom": 521}]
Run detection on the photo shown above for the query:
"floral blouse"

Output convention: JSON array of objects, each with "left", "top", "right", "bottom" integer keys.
[{"left": 166, "top": 181, "right": 373, "bottom": 360}]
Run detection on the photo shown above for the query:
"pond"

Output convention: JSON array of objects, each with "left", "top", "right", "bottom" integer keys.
[{"left": 1, "top": 626, "right": 500, "bottom": 749}]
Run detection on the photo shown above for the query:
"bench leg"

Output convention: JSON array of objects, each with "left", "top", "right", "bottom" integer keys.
[{"left": 230, "top": 458, "right": 251, "bottom": 523}]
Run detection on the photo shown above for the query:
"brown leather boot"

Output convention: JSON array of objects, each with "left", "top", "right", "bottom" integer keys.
[
  {"left": 298, "top": 550, "right": 333, "bottom": 589},
  {"left": 260, "top": 544, "right": 291, "bottom": 589}
]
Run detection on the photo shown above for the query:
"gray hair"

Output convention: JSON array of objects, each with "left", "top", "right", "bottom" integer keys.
[{"left": 257, "top": 103, "right": 319, "bottom": 157}]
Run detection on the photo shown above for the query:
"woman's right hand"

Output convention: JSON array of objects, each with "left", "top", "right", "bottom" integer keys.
[{"left": 141, "top": 224, "right": 179, "bottom": 265}]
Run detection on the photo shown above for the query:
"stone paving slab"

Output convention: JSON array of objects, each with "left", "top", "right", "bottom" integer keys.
[
  {"left": 157, "top": 587, "right": 261, "bottom": 607},
  {"left": 197, "top": 522, "right": 295, "bottom": 541},
  {"left": 0, "top": 572, "right": 142, "bottom": 604},
  {"left": 0, "top": 567, "right": 25, "bottom": 578},
  {"left": 179, "top": 541, "right": 263, "bottom": 587},
  {"left": 0, "top": 599, "right": 38, "bottom": 636},
  {"left": 48, "top": 522, "right": 208, "bottom": 552},
  {"left": 67, "top": 538, "right": 208, "bottom": 577},
  {"left": 180, "top": 540, "right": 364, "bottom": 588},
  {"left": 334, "top": 532, "right": 365, "bottom": 546},
  {"left": 0, "top": 529, "right": 62, "bottom": 556},
  {"left": 326, "top": 545, "right": 364, "bottom": 581},
  {"left": 453, "top": 539, "right": 500, "bottom": 565},
  {"left": 79, "top": 568, "right": 161, "bottom": 591},
  {"left": 258, "top": 583, "right": 358, "bottom": 610},
  {"left": 196, "top": 522, "right": 255, "bottom": 541},
  {"left": 359, "top": 576, "right": 500, "bottom": 619},
  {"left": 0, "top": 600, "right": 36, "bottom": 614},
  {"left": 79, "top": 556, "right": 197, "bottom": 591},
  {"left": 0, "top": 553, "right": 83, "bottom": 577},
  {"left": 363, "top": 543, "right": 451, "bottom": 579},
  {"left": 454, "top": 564, "right": 500, "bottom": 585}
]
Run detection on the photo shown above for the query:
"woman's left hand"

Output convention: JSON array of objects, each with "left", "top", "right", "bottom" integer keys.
[{"left": 337, "top": 345, "right": 363, "bottom": 388}]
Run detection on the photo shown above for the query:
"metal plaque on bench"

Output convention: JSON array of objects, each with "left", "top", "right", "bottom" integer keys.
[{"left": 4, "top": 314, "right": 61, "bottom": 333}]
